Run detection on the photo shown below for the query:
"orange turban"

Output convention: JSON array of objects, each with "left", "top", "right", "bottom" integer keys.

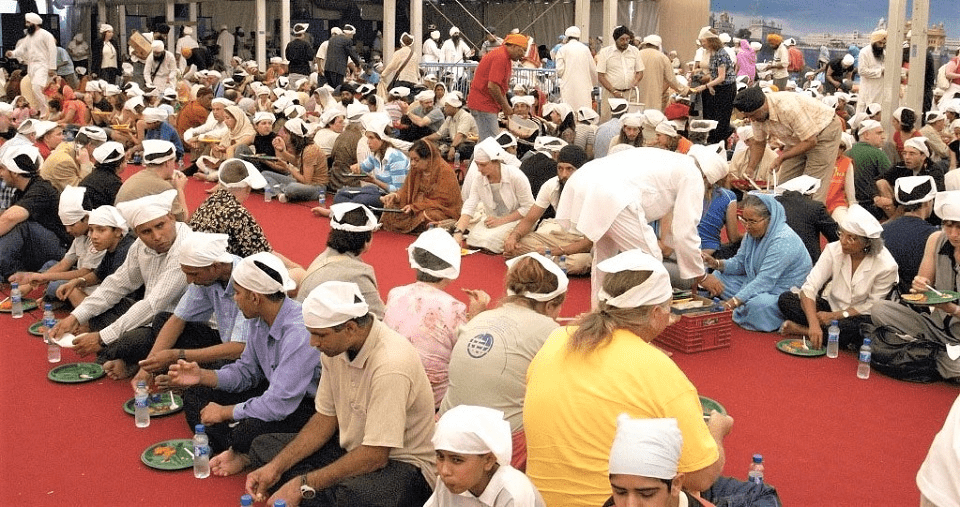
[
  {"left": 767, "top": 34, "right": 783, "bottom": 45},
  {"left": 504, "top": 33, "right": 529, "bottom": 48}
]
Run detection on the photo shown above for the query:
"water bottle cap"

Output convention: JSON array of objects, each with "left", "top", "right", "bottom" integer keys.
[
  {"left": 863, "top": 338, "right": 871, "bottom": 345},
  {"left": 241, "top": 494, "right": 253, "bottom": 506},
  {"left": 195, "top": 424, "right": 206, "bottom": 433},
  {"left": 752, "top": 454, "right": 763, "bottom": 462},
  {"left": 11, "top": 282, "right": 17, "bottom": 289},
  {"left": 44, "top": 303, "right": 53, "bottom": 310},
  {"left": 136, "top": 381, "right": 146, "bottom": 388},
  {"left": 831, "top": 320, "right": 838, "bottom": 325},
  {"left": 274, "top": 500, "right": 287, "bottom": 507}
]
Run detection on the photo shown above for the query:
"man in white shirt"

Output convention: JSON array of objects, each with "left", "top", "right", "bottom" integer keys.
[
  {"left": 144, "top": 40, "right": 177, "bottom": 91},
  {"left": 555, "top": 26, "right": 598, "bottom": 113},
  {"left": 176, "top": 26, "right": 200, "bottom": 70},
  {"left": 5, "top": 13, "right": 57, "bottom": 116},
  {"left": 422, "top": 29, "right": 442, "bottom": 64},
  {"left": 217, "top": 25, "right": 235, "bottom": 67},
  {"left": 858, "top": 30, "right": 887, "bottom": 113},
  {"left": 596, "top": 26, "right": 644, "bottom": 122}
]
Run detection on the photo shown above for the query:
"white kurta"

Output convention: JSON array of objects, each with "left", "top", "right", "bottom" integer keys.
[
  {"left": 440, "top": 39, "right": 472, "bottom": 64},
  {"left": 857, "top": 46, "right": 885, "bottom": 113},
  {"left": 144, "top": 51, "right": 178, "bottom": 90},
  {"left": 555, "top": 40, "right": 598, "bottom": 113},
  {"left": 217, "top": 30, "right": 235, "bottom": 65},
  {"left": 556, "top": 147, "right": 706, "bottom": 302},
  {"left": 11, "top": 28, "right": 57, "bottom": 113},
  {"left": 422, "top": 39, "right": 441, "bottom": 63}
]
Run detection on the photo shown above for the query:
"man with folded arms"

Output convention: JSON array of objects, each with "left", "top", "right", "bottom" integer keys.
[
  {"left": 130, "top": 231, "right": 247, "bottom": 389},
  {"left": 165, "top": 251, "right": 320, "bottom": 471},
  {"left": 50, "top": 189, "right": 191, "bottom": 379},
  {"left": 244, "top": 280, "right": 436, "bottom": 507}
]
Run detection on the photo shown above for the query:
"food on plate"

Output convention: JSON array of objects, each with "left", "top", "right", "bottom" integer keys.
[{"left": 902, "top": 293, "right": 927, "bottom": 302}]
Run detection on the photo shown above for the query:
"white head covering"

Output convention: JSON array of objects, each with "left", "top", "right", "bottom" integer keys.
[
  {"left": 361, "top": 113, "right": 391, "bottom": 139},
  {"left": 842, "top": 53, "right": 855, "bottom": 67},
  {"left": 315, "top": 109, "right": 341, "bottom": 128},
  {"left": 415, "top": 90, "right": 436, "bottom": 103},
  {"left": 533, "top": 136, "right": 566, "bottom": 153},
  {"left": 151, "top": 40, "right": 164, "bottom": 51},
  {"left": 219, "top": 158, "right": 267, "bottom": 190},
  {"left": 34, "top": 120, "right": 58, "bottom": 138},
  {"left": 609, "top": 415, "right": 682, "bottom": 479},
  {"left": 641, "top": 109, "right": 666, "bottom": 129},
  {"left": 284, "top": 104, "right": 306, "bottom": 120},
  {"left": 93, "top": 142, "right": 125, "bottom": 165},
  {"left": 620, "top": 113, "right": 643, "bottom": 128},
  {"left": 58, "top": 186, "right": 89, "bottom": 225},
  {"left": 642, "top": 35, "right": 662, "bottom": 48},
  {"left": 736, "top": 125, "right": 754, "bottom": 142},
  {"left": 474, "top": 137, "right": 510, "bottom": 163},
  {"left": 865, "top": 103, "right": 882, "bottom": 116},
  {"left": 776, "top": 175, "right": 821, "bottom": 195},
  {"left": 17, "top": 119, "right": 36, "bottom": 135},
  {"left": 935, "top": 191, "right": 960, "bottom": 221},
  {"left": 408, "top": 228, "right": 461, "bottom": 280},
  {"left": 749, "top": 41, "right": 762, "bottom": 51},
  {"left": 840, "top": 205, "right": 882, "bottom": 239},
  {"left": 505, "top": 252, "right": 569, "bottom": 302},
  {"left": 895, "top": 175, "right": 936, "bottom": 206},
  {"left": 330, "top": 203, "right": 379, "bottom": 232},
  {"left": 388, "top": 86, "right": 411, "bottom": 99},
  {"left": 1, "top": 145, "right": 42, "bottom": 174},
  {"left": 25, "top": 12, "right": 42, "bottom": 24},
  {"left": 123, "top": 95, "right": 145, "bottom": 111},
  {"left": 342, "top": 24, "right": 356, "bottom": 35},
  {"left": 88, "top": 205, "right": 128, "bottom": 234},
  {"left": 283, "top": 117, "right": 310, "bottom": 138},
  {"left": 952, "top": 119, "right": 960, "bottom": 132},
  {"left": 839, "top": 132, "right": 855, "bottom": 151},
  {"left": 442, "top": 93, "right": 463, "bottom": 108},
  {"left": 510, "top": 95, "right": 535, "bottom": 107},
  {"left": 231, "top": 251, "right": 296, "bottom": 295},
  {"left": 565, "top": 26, "right": 581, "bottom": 38},
  {"left": 142, "top": 107, "right": 167, "bottom": 123},
  {"left": 858, "top": 119, "right": 882, "bottom": 137},
  {"left": 608, "top": 98, "right": 629, "bottom": 115},
  {"left": 655, "top": 121, "right": 678, "bottom": 137},
  {"left": 346, "top": 103, "right": 370, "bottom": 120},
  {"left": 253, "top": 111, "right": 276, "bottom": 125},
  {"left": 903, "top": 137, "right": 930, "bottom": 158},
  {"left": 142, "top": 139, "right": 177, "bottom": 164},
  {"left": 688, "top": 119, "right": 718, "bottom": 133},
  {"left": 688, "top": 143, "right": 729, "bottom": 184},
  {"left": 116, "top": 189, "right": 177, "bottom": 228},
  {"left": 302, "top": 281, "right": 369, "bottom": 328},
  {"left": 100, "top": 23, "right": 113, "bottom": 33},
  {"left": 577, "top": 107, "right": 599, "bottom": 125},
  {"left": 269, "top": 56, "right": 283, "bottom": 64},
  {"left": 597, "top": 250, "right": 672, "bottom": 308},
  {"left": 494, "top": 131, "right": 518, "bottom": 149},
  {"left": 432, "top": 405, "right": 513, "bottom": 466},
  {"left": 293, "top": 23, "right": 309, "bottom": 35},
  {"left": 180, "top": 232, "right": 233, "bottom": 267},
  {"left": 892, "top": 106, "right": 909, "bottom": 123}
]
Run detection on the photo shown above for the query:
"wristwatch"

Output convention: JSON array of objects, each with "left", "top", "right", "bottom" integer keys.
[
  {"left": 300, "top": 474, "right": 316, "bottom": 499},
  {"left": 842, "top": 310, "right": 850, "bottom": 319}
]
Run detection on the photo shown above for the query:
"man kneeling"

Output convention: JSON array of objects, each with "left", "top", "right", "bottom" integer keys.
[{"left": 244, "top": 280, "right": 436, "bottom": 507}]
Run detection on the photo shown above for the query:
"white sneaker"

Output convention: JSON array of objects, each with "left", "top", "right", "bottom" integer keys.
[{"left": 277, "top": 193, "right": 288, "bottom": 203}]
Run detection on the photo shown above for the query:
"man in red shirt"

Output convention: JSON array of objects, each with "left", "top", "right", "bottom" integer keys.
[{"left": 467, "top": 33, "right": 528, "bottom": 142}]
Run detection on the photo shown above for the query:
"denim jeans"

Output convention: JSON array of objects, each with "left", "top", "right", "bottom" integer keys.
[
  {"left": 261, "top": 170, "right": 325, "bottom": 202},
  {"left": 333, "top": 185, "right": 385, "bottom": 210},
  {"left": 39, "top": 259, "right": 67, "bottom": 300},
  {"left": 0, "top": 222, "right": 67, "bottom": 279},
  {"left": 471, "top": 110, "right": 500, "bottom": 143}
]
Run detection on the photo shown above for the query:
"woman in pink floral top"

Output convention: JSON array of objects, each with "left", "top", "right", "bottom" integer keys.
[{"left": 383, "top": 229, "right": 489, "bottom": 409}]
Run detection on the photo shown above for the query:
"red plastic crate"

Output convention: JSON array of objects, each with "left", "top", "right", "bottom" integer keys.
[{"left": 655, "top": 306, "right": 733, "bottom": 354}]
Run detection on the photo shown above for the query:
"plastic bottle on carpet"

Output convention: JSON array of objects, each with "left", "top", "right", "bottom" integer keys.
[
  {"left": 193, "top": 424, "right": 210, "bottom": 478},
  {"left": 559, "top": 255, "right": 567, "bottom": 274},
  {"left": 858, "top": 338, "right": 872, "bottom": 379},
  {"left": 44, "top": 304, "right": 60, "bottom": 363},
  {"left": 240, "top": 494, "right": 253, "bottom": 506},
  {"left": 273, "top": 500, "right": 287, "bottom": 507},
  {"left": 748, "top": 454, "right": 764, "bottom": 484},
  {"left": 711, "top": 297, "right": 723, "bottom": 312},
  {"left": 134, "top": 381, "right": 150, "bottom": 428},
  {"left": 827, "top": 320, "right": 840, "bottom": 358},
  {"left": 10, "top": 282, "right": 23, "bottom": 319}
]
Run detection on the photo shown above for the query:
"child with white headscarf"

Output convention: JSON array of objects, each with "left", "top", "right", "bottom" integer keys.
[{"left": 425, "top": 405, "right": 545, "bottom": 507}]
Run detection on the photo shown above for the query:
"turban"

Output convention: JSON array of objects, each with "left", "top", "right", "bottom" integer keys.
[
  {"left": 116, "top": 189, "right": 177, "bottom": 228},
  {"left": 179, "top": 232, "right": 233, "bottom": 267},
  {"left": 58, "top": 186, "right": 89, "bottom": 225},
  {"left": 903, "top": 137, "right": 930, "bottom": 158},
  {"left": 433, "top": 405, "right": 513, "bottom": 466},
  {"left": 142, "top": 139, "right": 176, "bottom": 164},
  {"left": 733, "top": 86, "right": 766, "bottom": 113},
  {"left": 503, "top": 33, "right": 528, "bottom": 48},
  {"left": 609, "top": 416, "right": 682, "bottom": 480},
  {"left": 93, "top": 142, "right": 125, "bottom": 164},
  {"left": 302, "top": 281, "right": 368, "bottom": 328},
  {"left": 25, "top": 13, "right": 42, "bottom": 24},
  {"left": 767, "top": 34, "right": 783, "bottom": 45},
  {"left": 233, "top": 252, "right": 296, "bottom": 295},
  {"left": 88, "top": 205, "right": 128, "bottom": 234},
  {"left": 688, "top": 143, "right": 729, "bottom": 184},
  {"left": 870, "top": 30, "right": 887, "bottom": 43}
]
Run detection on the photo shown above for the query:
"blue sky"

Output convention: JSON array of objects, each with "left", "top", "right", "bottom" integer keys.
[{"left": 710, "top": 0, "right": 960, "bottom": 39}]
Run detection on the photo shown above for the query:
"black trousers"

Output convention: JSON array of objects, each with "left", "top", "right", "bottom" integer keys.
[
  {"left": 777, "top": 291, "right": 870, "bottom": 349},
  {"left": 249, "top": 432, "right": 433, "bottom": 507},
  {"left": 703, "top": 81, "right": 736, "bottom": 144},
  {"left": 184, "top": 383, "right": 316, "bottom": 455},
  {"left": 97, "top": 311, "right": 222, "bottom": 366}
]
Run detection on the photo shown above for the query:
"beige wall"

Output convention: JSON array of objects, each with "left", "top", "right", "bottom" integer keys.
[{"left": 658, "top": 0, "right": 709, "bottom": 62}]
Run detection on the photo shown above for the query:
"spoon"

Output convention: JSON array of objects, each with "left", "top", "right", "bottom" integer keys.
[{"left": 168, "top": 391, "right": 179, "bottom": 410}]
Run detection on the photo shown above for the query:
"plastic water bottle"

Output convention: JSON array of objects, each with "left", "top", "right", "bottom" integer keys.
[
  {"left": 453, "top": 152, "right": 461, "bottom": 174},
  {"left": 273, "top": 501, "right": 287, "bottom": 507},
  {"left": 711, "top": 297, "right": 723, "bottom": 312},
  {"left": 318, "top": 192, "right": 326, "bottom": 208},
  {"left": 240, "top": 494, "right": 254, "bottom": 507},
  {"left": 134, "top": 381, "right": 150, "bottom": 428},
  {"left": 10, "top": 282, "right": 23, "bottom": 319},
  {"left": 264, "top": 185, "right": 273, "bottom": 202},
  {"left": 748, "top": 454, "right": 765, "bottom": 484},
  {"left": 544, "top": 248, "right": 551, "bottom": 259},
  {"left": 559, "top": 255, "right": 568, "bottom": 274},
  {"left": 44, "top": 304, "right": 60, "bottom": 363},
  {"left": 193, "top": 424, "right": 211, "bottom": 478},
  {"left": 858, "top": 338, "right": 872, "bottom": 379},
  {"left": 827, "top": 320, "right": 840, "bottom": 358}
]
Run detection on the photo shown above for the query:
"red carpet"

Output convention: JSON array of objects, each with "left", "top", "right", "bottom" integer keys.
[{"left": 1, "top": 171, "right": 957, "bottom": 506}]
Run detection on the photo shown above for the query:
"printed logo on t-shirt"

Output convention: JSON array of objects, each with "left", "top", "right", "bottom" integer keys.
[{"left": 466, "top": 333, "right": 494, "bottom": 358}]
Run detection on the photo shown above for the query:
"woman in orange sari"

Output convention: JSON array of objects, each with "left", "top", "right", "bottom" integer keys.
[{"left": 381, "top": 139, "right": 463, "bottom": 234}]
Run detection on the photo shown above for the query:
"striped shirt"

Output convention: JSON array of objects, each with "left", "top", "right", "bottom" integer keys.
[{"left": 751, "top": 92, "right": 836, "bottom": 148}]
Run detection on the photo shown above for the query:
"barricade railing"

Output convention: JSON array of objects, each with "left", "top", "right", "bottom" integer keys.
[{"left": 418, "top": 62, "right": 559, "bottom": 101}]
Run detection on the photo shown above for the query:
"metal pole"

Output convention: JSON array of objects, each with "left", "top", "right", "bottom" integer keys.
[
  {"left": 384, "top": 0, "right": 396, "bottom": 68},
  {"left": 411, "top": 0, "right": 422, "bottom": 68},
  {"left": 280, "top": 0, "right": 290, "bottom": 61},
  {"left": 256, "top": 0, "right": 266, "bottom": 69}
]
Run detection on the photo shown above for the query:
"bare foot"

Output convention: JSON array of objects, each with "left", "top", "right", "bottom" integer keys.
[
  {"left": 311, "top": 206, "right": 331, "bottom": 218},
  {"left": 103, "top": 359, "right": 137, "bottom": 380},
  {"left": 779, "top": 320, "right": 806, "bottom": 337},
  {"left": 210, "top": 448, "right": 250, "bottom": 476}
]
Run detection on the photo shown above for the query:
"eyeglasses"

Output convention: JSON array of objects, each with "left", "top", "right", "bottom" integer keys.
[{"left": 738, "top": 215, "right": 767, "bottom": 226}]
